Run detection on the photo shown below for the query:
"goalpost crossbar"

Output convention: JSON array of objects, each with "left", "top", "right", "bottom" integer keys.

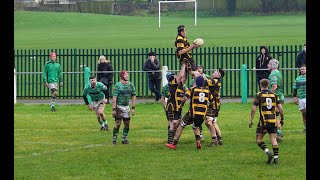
[{"left": 158, "top": 0, "right": 197, "bottom": 28}]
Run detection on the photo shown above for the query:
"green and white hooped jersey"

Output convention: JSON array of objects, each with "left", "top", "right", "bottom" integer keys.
[
  {"left": 268, "top": 69, "right": 284, "bottom": 101},
  {"left": 113, "top": 81, "right": 136, "bottom": 106},
  {"left": 293, "top": 75, "right": 306, "bottom": 99},
  {"left": 83, "top": 82, "right": 107, "bottom": 102}
]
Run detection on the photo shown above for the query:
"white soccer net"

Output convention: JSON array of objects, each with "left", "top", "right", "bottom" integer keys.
[{"left": 158, "top": 0, "right": 197, "bottom": 28}]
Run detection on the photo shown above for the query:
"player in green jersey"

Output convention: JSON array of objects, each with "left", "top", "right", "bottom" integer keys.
[
  {"left": 111, "top": 70, "right": 137, "bottom": 145},
  {"left": 267, "top": 59, "right": 285, "bottom": 143},
  {"left": 42, "top": 52, "right": 63, "bottom": 112},
  {"left": 293, "top": 64, "right": 306, "bottom": 131},
  {"left": 83, "top": 75, "right": 110, "bottom": 131}
]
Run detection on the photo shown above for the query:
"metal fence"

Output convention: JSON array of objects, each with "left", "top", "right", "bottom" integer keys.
[{"left": 14, "top": 45, "right": 302, "bottom": 99}]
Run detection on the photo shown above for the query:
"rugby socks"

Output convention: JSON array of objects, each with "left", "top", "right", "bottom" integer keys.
[
  {"left": 122, "top": 128, "right": 129, "bottom": 141},
  {"left": 168, "top": 129, "right": 175, "bottom": 144},
  {"left": 51, "top": 96, "right": 56, "bottom": 107},
  {"left": 113, "top": 127, "right": 119, "bottom": 141},
  {"left": 103, "top": 119, "right": 108, "bottom": 126},
  {"left": 272, "top": 145, "right": 279, "bottom": 158},
  {"left": 258, "top": 141, "right": 268, "bottom": 151}
]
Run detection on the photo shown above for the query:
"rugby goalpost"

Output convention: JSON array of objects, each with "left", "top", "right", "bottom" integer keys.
[{"left": 158, "top": 0, "right": 197, "bottom": 28}]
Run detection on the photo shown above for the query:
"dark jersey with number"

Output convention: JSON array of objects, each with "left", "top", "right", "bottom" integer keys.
[
  {"left": 175, "top": 35, "right": 191, "bottom": 59},
  {"left": 185, "top": 86, "right": 212, "bottom": 119},
  {"left": 253, "top": 90, "right": 281, "bottom": 126},
  {"left": 206, "top": 78, "right": 222, "bottom": 110},
  {"left": 166, "top": 79, "right": 185, "bottom": 112}
]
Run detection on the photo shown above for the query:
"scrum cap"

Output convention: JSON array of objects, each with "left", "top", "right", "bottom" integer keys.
[
  {"left": 196, "top": 76, "right": 204, "bottom": 87},
  {"left": 50, "top": 52, "right": 56, "bottom": 58},
  {"left": 166, "top": 72, "right": 174, "bottom": 82},
  {"left": 269, "top": 59, "right": 279, "bottom": 69}
]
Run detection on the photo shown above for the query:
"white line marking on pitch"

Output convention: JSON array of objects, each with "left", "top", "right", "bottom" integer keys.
[{"left": 14, "top": 144, "right": 105, "bottom": 159}]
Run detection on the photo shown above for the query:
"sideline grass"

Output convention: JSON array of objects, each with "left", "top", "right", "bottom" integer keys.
[
  {"left": 14, "top": 102, "right": 306, "bottom": 179},
  {"left": 14, "top": 11, "right": 306, "bottom": 49}
]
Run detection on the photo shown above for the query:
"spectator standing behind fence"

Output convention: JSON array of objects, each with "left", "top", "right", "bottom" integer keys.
[
  {"left": 296, "top": 44, "right": 306, "bottom": 68},
  {"left": 143, "top": 52, "right": 162, "bottom": 101},
  {"left": 293, "top": 64, "right": 306, "bottom": 132},
  {"left": 97, "top": 55, "right": 113, "bottom": 104},
  {"left": 256, "top": 46, "right": 272, "bottom": 89},
  {"left": 42, "top": 52, "right": 63, "bottom": 112}
]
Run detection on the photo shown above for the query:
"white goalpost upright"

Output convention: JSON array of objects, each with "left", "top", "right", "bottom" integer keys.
[{"left": 158, "top": 0, "right": 197, "bottom": 28}]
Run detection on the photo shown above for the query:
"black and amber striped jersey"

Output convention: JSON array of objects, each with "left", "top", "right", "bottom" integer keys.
[
  {"left": 166, "top": 78, "right": 185, "bottom": 112},
  {"left": 185, "top": 86, "right": 213, "bottom": 119},
  {"left": 206, "top": 78, "right": 222, "bottom": 109},
  {"left": 175, "top": 35, "right": 191, "bottom": 59},
  {"left": 253, "top": 90, "right": 281, "bottom": 125}
]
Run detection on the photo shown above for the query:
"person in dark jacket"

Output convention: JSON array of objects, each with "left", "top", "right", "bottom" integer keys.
[
  {"left": 296, "top": 44, "right": 306, "bottom": 68},
  {"left": 97, "top": 55, "right": 113, "bottom": 104},
  {"left": 256, "top": 46, "right": 272, "bottom": 90},
  {"left": 143, "top": 52, "right": 162, "bottom": 101}
]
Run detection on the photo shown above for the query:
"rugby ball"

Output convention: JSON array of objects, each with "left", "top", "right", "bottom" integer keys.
[{"left": 193, "top": 38, "right": 204, "bottom": 46}]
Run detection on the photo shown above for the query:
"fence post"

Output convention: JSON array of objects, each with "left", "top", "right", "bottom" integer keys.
[
  {"left": 241, "top": 64, "right": 247, "bottom": 103},
  {"left": 84, "top": 67, "right": 91, "bottom": 103},
  {"left": 162, "top": 66, "right": 168, "bottom": 87},
  {"left": 14, "top": 68, "right": 16, "bottom": 104},
  {"left": 84, "top": 67, "right": 90, "bottom": 85},
  {"left": 162, "top": 66, "right": 168, "bottom": 103}
]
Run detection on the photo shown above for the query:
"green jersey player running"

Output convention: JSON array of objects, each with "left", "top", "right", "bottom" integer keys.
[
  {"left": 83, "top": 75, "right": 110, "bottom": 131},
  {"left": 112, "top": 70, "right": 137, "bottom": 145},
  {"left": 267, "top": 59, "right": 285, "bottom": 143}
]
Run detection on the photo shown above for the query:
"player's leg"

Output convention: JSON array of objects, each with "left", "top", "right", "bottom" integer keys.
[
  {"left": 256, "top": 126, "right": 273, "bottom": 164},
  {"left": 49, "top": 83, "right": 58, "bottom": 111},
  {"left": 166, "top": 111, "right": 176, "bottom": 145},
  {"left": 192, "top": 118, "right": 204, "bottom": 149},
  {"left": 98, "top": 103, "right": 109, "bottom": 131},
  {"left": 112, "top": 107, "right": 122, "bottom": 144},
  {"left": 119, "top": 106, "right": 131, "bottom": 144},
  {"left": 205, "top": 116, "right": 217, "bottom": 147},
  {"left": 269, "top": 132, "right": 279, "bottom": 164},
  {"left": 122, "top": 118, "right": 130, "bottom": 144},
  {"left": 213, "top": 117, "right": 223, "bottom": 145},
  {"left": 299, "top": 98, "right": 306, "bottom": 131},
  {"left": 154, "top": 79, "right": 162, "bottom": 101}
]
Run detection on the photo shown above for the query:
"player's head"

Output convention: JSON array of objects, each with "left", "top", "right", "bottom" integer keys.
[
  {"left": 259, "top": 78, "right": 269, "bottom": 89},
  {"left": 148, "top": 52, "right": 156, "bottom": 57},
  {"left": 166, "top": 72, "right": 174, "bottom": 82},
  {"left": 120, "top": 70, "right": 129, "bottom": 81},
  {"left": 177, "top": 25, "right": 186, "bottom": 35},
  {"left": 268, "top": 59, "right": 279, "bottom": 70},
  {"left": 195, "top": 75, "right": 204, "bottom": 87},
  {"left": 89, "top": 75, "right": 97, "bottom": 87},
  {"left": 300, "top": 64, "right": 306, "bottom": 75},
  {"left": 98, "top": 55, "right": 107, "bottom": 63},
  {"left": 197, "top": 65, "right": 204, "bottom": 74},
  {"left": 212, "top": 68, "right": 225, "bottom": 79},
  {"left": 50, "top": 52, "right": 57, "bottom": 61}
]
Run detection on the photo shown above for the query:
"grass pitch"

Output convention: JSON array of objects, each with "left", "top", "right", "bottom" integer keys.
[{"left": 14, "top": 102, "right": 306, "bottom": 179}]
